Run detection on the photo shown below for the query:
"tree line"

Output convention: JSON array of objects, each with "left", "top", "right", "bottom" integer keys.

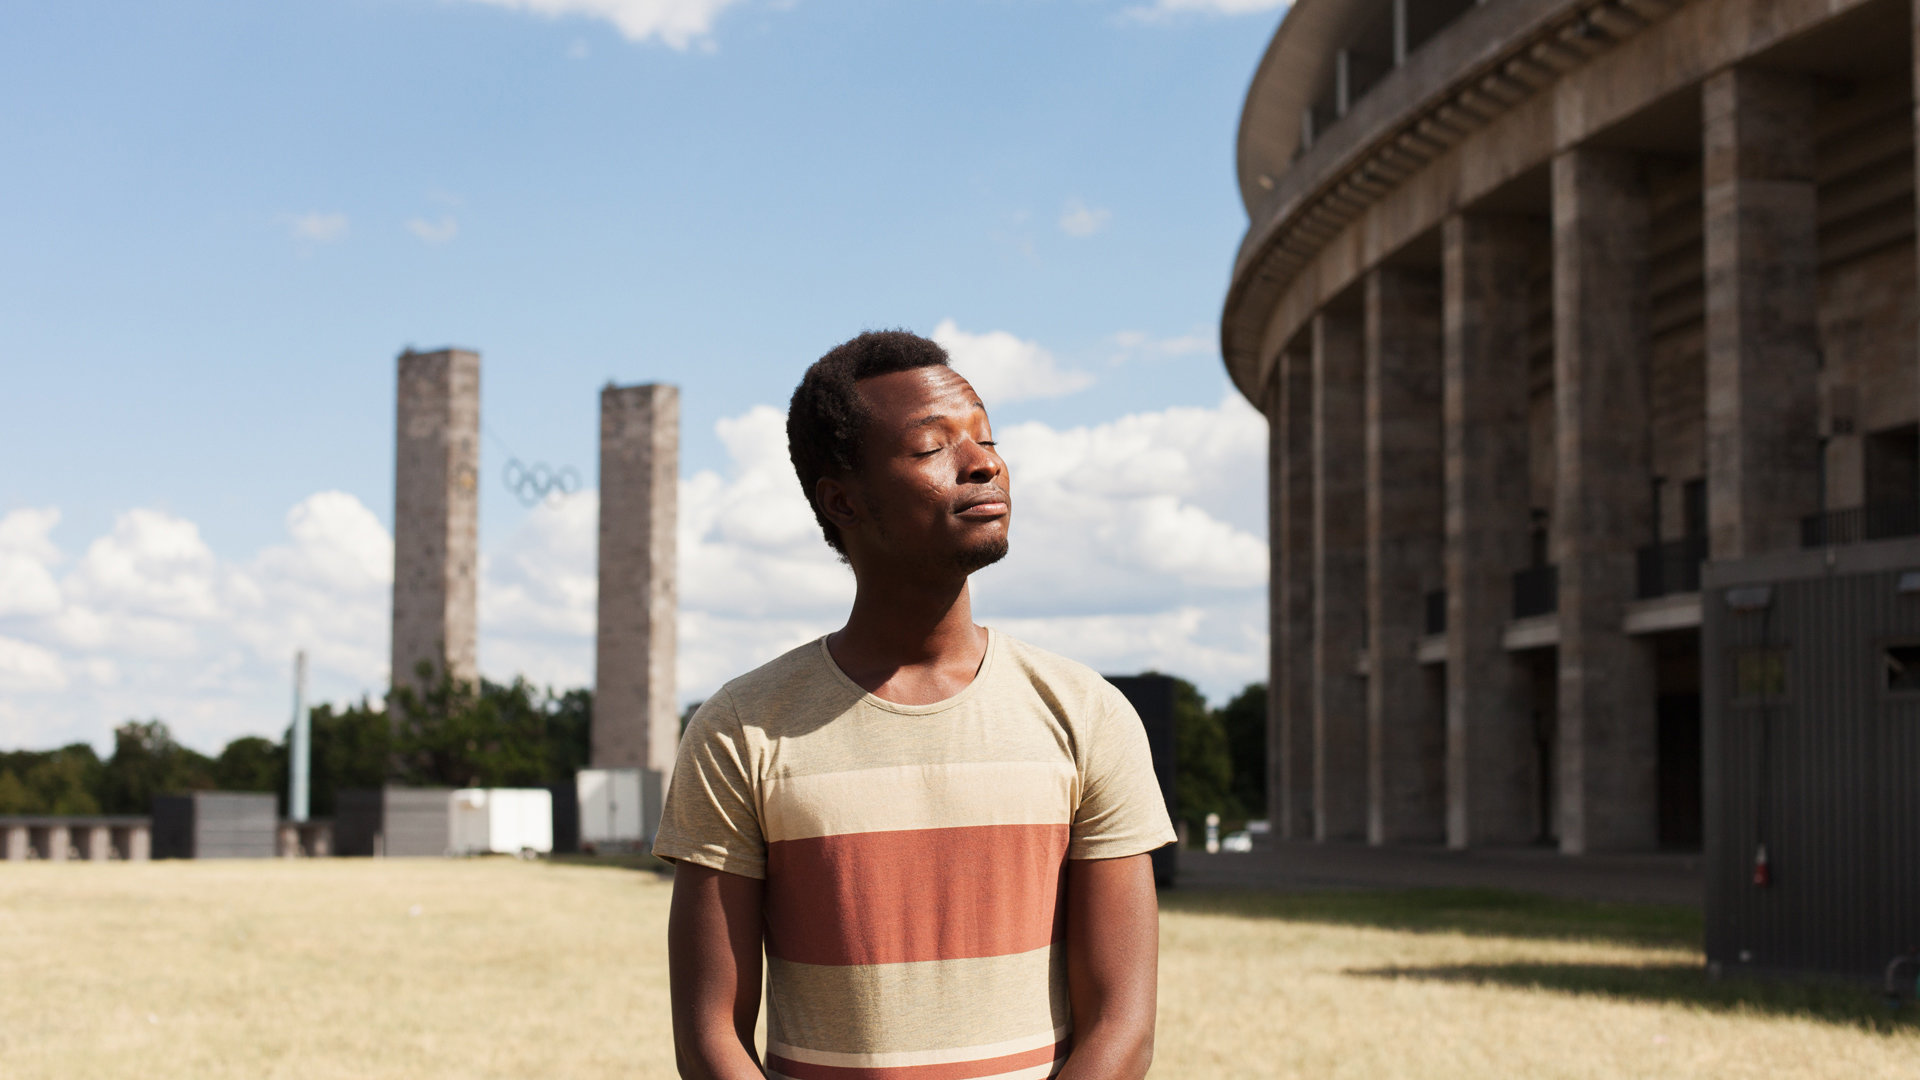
[
  {"left": 0, "top": 667, "right": 1268, "bottom": 834},
  {"left": 0, "top": 669, "right": 591, "bottom": 818}
]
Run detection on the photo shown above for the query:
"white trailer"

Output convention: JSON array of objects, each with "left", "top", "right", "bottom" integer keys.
[
  {"left": 449, "top": 788, "right": 554, "bottom": 856},
  {"left": 575, "top": 768, "right": 663, "bottom": 852}
]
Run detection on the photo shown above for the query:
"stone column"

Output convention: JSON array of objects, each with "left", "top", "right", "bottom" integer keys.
[
  {"left": 1703, "top": 67, "right": 1821, "bottom": 559},
  {"left": 391, "top": 348, "right": 481, "bottom": 693},
  {"left": 1554, "top": 147, "right": 1658, "bottom": 854},
  {"left": 83, "top": 825, "right": 112, "bottom": 861},
  {"left": 44, "top": 824, "right": 70, "bottom": 862},
  {"left": 1365, "top": 266, "right": 1446, "bottom": 846},
  {"left": 1272, "top": 348, "right": 1316, "bottom": 840},
  {"left": 124, "top": 824, "right": 151, "bottom": 862},
  {"left": 1442, "top": 213, "right": 1539, "bottom": 850},
  {"left": 1313, "top": 309, "right": 1368, "bottom": 842},
  {"left": 595, "top": 384, "right": 680, "bottom": 838},
  {"left": 2, "top": 824, "right": 25, "bottom": 861}
]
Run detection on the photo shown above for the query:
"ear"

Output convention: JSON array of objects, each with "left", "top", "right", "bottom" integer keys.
[{"left": 815, "top": 475, "right": 861, "bottom": 535}]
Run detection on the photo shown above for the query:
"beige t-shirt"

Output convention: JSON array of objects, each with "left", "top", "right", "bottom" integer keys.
[{"left": 654, "top": 628, "right": 1176, "bottom": 1080}]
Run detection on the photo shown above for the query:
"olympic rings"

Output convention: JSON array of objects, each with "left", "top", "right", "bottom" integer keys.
[{"left": 503, "top": 458, "right": 582, "bottom": 507}]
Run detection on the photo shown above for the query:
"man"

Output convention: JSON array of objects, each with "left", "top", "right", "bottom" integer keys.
[{"left": 655, "top": 329, "right": 1175, "bottom": 1080}]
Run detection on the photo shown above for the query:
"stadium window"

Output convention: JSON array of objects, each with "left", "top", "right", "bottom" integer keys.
[{"left": 1885, "top": 643, "right": 1920, "bottom": 696}]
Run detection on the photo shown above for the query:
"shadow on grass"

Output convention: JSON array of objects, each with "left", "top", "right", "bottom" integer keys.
[
  {"left": 1159, "top": 887, "right": 1701, "bottom": 949},
  {"left": 1347, "top": 960, "right": 1920, "bottom": 1034}
]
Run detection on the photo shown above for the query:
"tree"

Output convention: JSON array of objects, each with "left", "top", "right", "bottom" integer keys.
[
  {"left": 1218, "top": 683, "right": 1268, "bottom": 822},
  {"left": 98, "top": 721, "right": 214, "bottom": 814},
  {"left": 0, "top": 768, "right": 30, "bottom": 814},
  {"left": 308, "top": 697, "right": 392, "bottom": 817},
  {"left": 214, "top": 736, "right": 286, "bottom": 807},
  {"left": 389, "top": 663, "right": 596, "bottom": 790},
  {"left": 1170, "top": 675, "right": 1237, "bottom": 836}
]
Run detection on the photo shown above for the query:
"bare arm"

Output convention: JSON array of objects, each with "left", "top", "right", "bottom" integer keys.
[
  {"left": 667, "top": 863, "right": 768, "bottom": 1080},
  {"left": 1056, "top": 852, "right": 1159, "bottom": 1080}
]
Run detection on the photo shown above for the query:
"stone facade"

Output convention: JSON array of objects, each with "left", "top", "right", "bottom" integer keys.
[
  {"left": 391, "top": 349, "right": 480, "bottom": 692},
  {"left": 594, "top": 384, "right": 680, "bottom": 826},
  {"left": 1227, "top": 0, "right": 1920, "bottom": 852}
]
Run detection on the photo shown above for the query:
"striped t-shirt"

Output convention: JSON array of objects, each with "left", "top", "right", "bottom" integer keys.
[{"left": 653, "top": 629, "right": 1176, "bottom": 1080}]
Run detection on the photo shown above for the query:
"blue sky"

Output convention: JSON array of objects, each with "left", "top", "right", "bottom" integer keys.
[{"left": 0, "top": 0, "right": 1285, "bottom": 752}]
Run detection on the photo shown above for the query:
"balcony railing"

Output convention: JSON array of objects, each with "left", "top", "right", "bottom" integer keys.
[
  {"left": 1511, "top": 564, "right": 1558, "bottom": 620},
  {"left": 1801, "top": 500, "right": 1920, "bottom": 548},
  {"left": 1424, "top": 589, "right": 1447, "bottom": 636},
  {"left": 1636, "top": 535, "right": 1708, "bottom": 599}
]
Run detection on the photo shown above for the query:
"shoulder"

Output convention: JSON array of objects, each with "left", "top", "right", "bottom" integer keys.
[
  {"left": 702, "top": 637, "right": 857, "bottom": 736},
  {"left": 991, "top": 632, "right": 1135, "bottom": 726}
]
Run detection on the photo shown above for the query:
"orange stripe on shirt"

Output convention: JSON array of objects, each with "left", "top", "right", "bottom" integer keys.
[
  {"left": 767, "top": 1039, "right": 1069, "bottom": 1080},
  {"left": 764, "top": 823, "right": 1069, "bottom": 966}
]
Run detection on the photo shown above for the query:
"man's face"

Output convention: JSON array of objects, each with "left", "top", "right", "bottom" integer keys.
[{"left": 833, "top": 365, "right": 1010, "bottom": 575}]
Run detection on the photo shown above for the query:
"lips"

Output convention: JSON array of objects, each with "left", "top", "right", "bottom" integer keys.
[{"left": 955, "top": 488, "right": 1011, "bottom": 517}]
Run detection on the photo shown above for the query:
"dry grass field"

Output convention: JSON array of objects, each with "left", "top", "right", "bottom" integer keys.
[{"left": 0, "top": 859, "right": 1914, "bottom": 1079}]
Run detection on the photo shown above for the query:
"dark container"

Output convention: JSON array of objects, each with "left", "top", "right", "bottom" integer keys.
[
  {"left": 1702, "top": 537, "right": 1920, "bottom": 982},
  {"left": 332, "top": 787, "right": 452, "bottom": 857},
  {"left": 548, "top": 781, "right": 580, "bottom": 855},
  {"left": 150, "top": 792, "right": 277, "bottom": 859},
  {"left": 1105, "top": 674, "right": 1180, "bottom": 887}
]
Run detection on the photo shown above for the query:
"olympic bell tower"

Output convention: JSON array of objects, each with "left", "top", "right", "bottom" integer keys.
[
  {"left": 594, "top": 383, "right": 679, "bottom": 831},
  {"left": 391, "top": 347, "right": 481, "bottom": 694}
]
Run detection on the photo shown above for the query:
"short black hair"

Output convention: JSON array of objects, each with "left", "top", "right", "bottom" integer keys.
[{"left": 787, "top": 329, "right": 952, "bottom": 555}]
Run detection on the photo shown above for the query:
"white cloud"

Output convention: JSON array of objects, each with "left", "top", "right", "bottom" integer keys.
[
  {"left": 1059, "top": 198, "right": 1111, "bottom": 238},
  {"left": 406, "top": 216, "right": 460, "bottom": 245},
  {"left": 451, "top": 0, "right": 744, "bottom": 50},
  {"left": 286, "top": 212, "right": 348, "bottom": 243},
  {"left": 1129, "top": 0, "right": 1290, "bottom": 17},
  {"left": 0, "top": 494, "right": 394, "bottom": 752},
  {"left": 932, "top": 319, "right": 1096, "bottom": 404},
  {"left": 0, "top": 507, "right": 64, "bottom": 617},
  {"left": 0, "top": 636, "right": 67, "bottom": 693},
  {"left": 1109, "top": 328, "right": 1215, "bottom": 364}
]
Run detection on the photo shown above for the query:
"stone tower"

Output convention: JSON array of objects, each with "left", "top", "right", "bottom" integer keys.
[
  {"left": 594, "top": 383, "right": 679, "bottom": 810},
  {"left": 391, "top": 348, "right": 480, "bottom": 693}
]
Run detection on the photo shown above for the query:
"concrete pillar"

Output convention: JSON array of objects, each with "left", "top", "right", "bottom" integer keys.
[
  {"left": 391, "top": 348, "right": 481, "bottom": 692},
  {"left": 1271, "top": 348, "right": 1316, "bottom": 839},
  {"left": 1443, "top": 213, "right": 1539, "bottom": 849},
  {"left": 1703, "top": 68, "right": 1821, "bottom": 560},
  {"left": 1365, "top": 266, "right": 1446, "bottom": 845},
  {"left": 595, "top": 383, "right": 680, "bottom": 837},
  {"left": 1553, "top": 147, "right": 1659, "bottom": 854},
  {"left": 82, "top": 825, "right": 112, "bottom": 861},
  {"left": 1313, "top": 308, "right": 1368, "bottom": 842},
  {"left": 124, "top": 824, "right": 150, "bottom": 862},
  {"left": 2, "top": 824, "right": 26, "bottom": 860},
  {"left": 44, "top": 824, "right": 70, "bottom": 862}
]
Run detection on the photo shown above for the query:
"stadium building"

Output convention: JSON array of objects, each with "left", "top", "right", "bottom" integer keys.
[{"left": 1222, "top": 0, "right": 1920, "bottom": 884}]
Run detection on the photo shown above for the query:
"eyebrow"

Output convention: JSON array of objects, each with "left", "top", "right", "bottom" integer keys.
[{"left": 909, "top": 401, "right": 987, "bottom": 428}]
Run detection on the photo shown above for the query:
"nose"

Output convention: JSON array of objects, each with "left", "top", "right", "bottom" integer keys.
[{"left": 960, "top": 439, "right": 1001, "bottom": 484}]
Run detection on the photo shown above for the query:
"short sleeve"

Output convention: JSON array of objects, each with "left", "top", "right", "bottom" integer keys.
[
  {"left": 1068, "top": 685, "right": 1178, "bottom": 860},
  {"left": 652, "top": 689, "right": 767, "bottom": 879}
]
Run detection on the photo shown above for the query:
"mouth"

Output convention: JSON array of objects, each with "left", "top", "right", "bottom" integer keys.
[{"left": 954, "top": 489, "right": 1011, "bottom": 519}]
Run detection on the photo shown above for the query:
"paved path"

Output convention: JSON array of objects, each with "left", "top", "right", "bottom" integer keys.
[{"left": 1175, "top": 841, "right": 1701, "bottom": 908}]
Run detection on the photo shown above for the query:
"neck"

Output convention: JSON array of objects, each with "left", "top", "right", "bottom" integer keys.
[
  {"left": 827, "top": 562, "right": 987, "bottom": 699},
  {"left": 836, "top": 566, "right": 978, "bottom": 663}
]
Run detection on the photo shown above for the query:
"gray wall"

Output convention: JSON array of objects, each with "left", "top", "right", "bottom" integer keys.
[
  {"left": 1703, "top": 538, "right": 1920, "bottom": 981},
  {"left": 151, "top": 793, "right": 276, "bottom": 859}
]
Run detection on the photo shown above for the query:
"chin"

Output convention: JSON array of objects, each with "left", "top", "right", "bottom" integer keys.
[{"left": 953, "top": 535, "right": 1010, "bottom": 575}]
